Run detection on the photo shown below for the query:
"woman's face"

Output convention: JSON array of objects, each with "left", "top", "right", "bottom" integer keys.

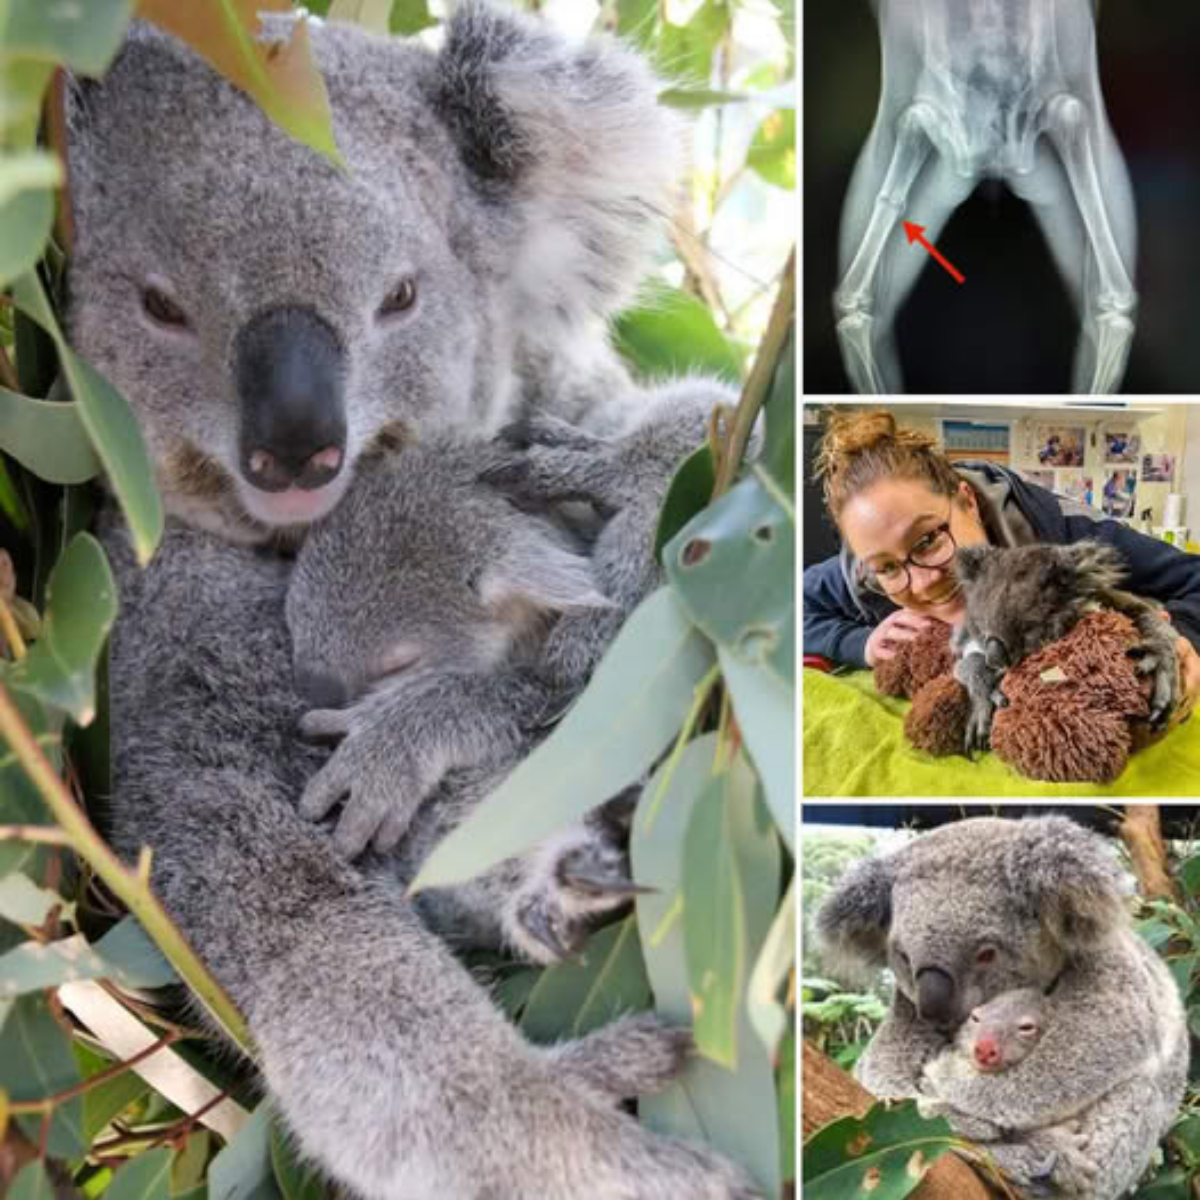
[{"left": 840, "top": 478, "right": 990, "bottom": 624}]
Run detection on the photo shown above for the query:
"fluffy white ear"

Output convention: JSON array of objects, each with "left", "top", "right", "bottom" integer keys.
[
  {"left": 432, "top": 0, "right": 684, "bottom": 344},
  {"left": 479, "top": 529, "right": 614, "bottom": 616}
]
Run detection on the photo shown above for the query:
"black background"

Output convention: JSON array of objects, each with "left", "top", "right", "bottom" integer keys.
[{"left": 804, "top": 1, "right": 1200, "bottom": 394}]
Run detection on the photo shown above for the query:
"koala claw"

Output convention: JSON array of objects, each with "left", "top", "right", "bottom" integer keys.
[
  {"left": 557, "top": 868, "right": 656, "bottom": 898},
  {"left": 298, "top": 707, "right": 349, "bottom": 744},
  {"left": 515, "top": 895, "right": 583, "bottom": 962}
]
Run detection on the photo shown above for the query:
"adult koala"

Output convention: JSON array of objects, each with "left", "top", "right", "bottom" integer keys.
[
  {"left": 816, "top": 816, "right": 1188, "bottom": 1199},
  {"left": 63, "top": 4, "right": 753, "bottom": 1198}
]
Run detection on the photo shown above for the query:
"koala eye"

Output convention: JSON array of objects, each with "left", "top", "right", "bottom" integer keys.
[
  {"left": 142, "top": 286, "right": 190, "bottom": 329},
  {"left": 1018, "top": 1020, "right": 1038, "bottom": 1036},
  {"left": 975, "top": 946, "right": 998, "bottom": 966},
  {"left": 378, "top": 277, "right": 418, "bottom": 318},
  {"left": 968, "top": 1011, "right": 982, "bottom": 1024}
]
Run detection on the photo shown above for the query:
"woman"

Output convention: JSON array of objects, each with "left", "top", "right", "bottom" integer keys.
[{"left": 803, "top": 410, "right": 1200, "bottom": 726}]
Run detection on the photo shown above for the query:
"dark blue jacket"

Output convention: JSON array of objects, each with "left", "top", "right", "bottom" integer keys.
[{"left": 803, "top": 461, "right": 1200, "bottom": 667}]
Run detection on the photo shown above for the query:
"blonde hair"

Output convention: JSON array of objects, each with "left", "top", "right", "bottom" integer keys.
[{"left": 813, "top": 409, "right": 965, "bottom": 523}]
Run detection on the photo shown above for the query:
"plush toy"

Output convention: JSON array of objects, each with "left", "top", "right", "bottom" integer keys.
[{"left": 874, "top": 611, "right": 1150, "bottom": 784}]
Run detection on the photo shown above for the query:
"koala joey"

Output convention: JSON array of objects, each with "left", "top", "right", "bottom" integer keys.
[
  {"left": 101, "top": 512, "right": 760, "bottom": 1200},
  {"left": 919, "top": 990, "right": 1100, "bottom": 1196},
  {"left": 817, "top": 816, "right": 1188, "bottom": 1200},
  {"left": 951, "top": 541, "right": 1181, "bottom": 754}
]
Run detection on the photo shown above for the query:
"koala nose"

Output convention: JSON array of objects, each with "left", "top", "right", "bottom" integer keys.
[
  {"left": 294, "top": 666, "right": 349, "bottom": 711},
  {"left": 915, "top": 966, "right": 956, "bottom": 1024},
  {"left": 236, "top": 306, "right": 347, "bottom": 493},
  {"left": 985, "top": 636, "right": 1009, "bottom": 670},
  {"left": 974, "top": 1036, "right": 1001, "bottom": 1069}
]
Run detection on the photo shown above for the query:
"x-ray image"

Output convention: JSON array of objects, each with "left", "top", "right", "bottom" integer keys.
[{"left": 805, "top": 0, "right": 1200, "bottom": 394}]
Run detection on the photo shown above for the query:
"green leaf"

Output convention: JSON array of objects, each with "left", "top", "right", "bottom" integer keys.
[
  {"left": 0, "top": 870, "right": 71, "bottom": 927},
  {"left": 717, "top": 646, "right": 793, "bottom": 850},
  {"left": 656, "top": 0, "right": 730, "bottom": 85},
  {"left": 173, "top": 1130, "right": 213, "bottom": 1194},
  {"left": 803, "top": 1102, "right": 956, "bottom": 1200},
  {"left": 1180, "top": 854, "right": 1200, "bottom": 898},
  {"left": 411, "top": 588, "right": 716, "bottom": 891},
  {"left": 0, "top": 176, "right": 55, "bottom": 288},
  {"left": 521, "top": 918, "right": 651, "bottom": 1042},
  {"left": 0, "top": 386, "right": 102, "bottom": 484},
  {"left": 10, "top": 272, "right": 163, "bottom": 565},
  {"left": 78, "top": 1044, "right": 150, "bottom": 1143},
  {"left": 615, "top": 284, "right": 743, "bottom": 383},
  {"left": 5, "top": 532, "right": 117, "bottom": 725},
  {"left": 0, "top": 687, "right": 59, "bottom": 827},
  {"left": 747, "top": 110, "right": 795, "bottom": 191},
  {"left": 616, "top": 0, "right": 657, "bottom": 48},
  {"left": 0, "top": 991, "right": 86, "bottom": 1158},
  {"left": 389, "top": 0, "right": 439, "bottom": 36},
  {"left": 105, "top": 1148, "right": 175, "bottom": 1200},
  {"left": 0, "top": 457, "right": 31, "bottom": 532},
  {"left": 762, "top": 324, "right": 795, "bottom": 500},
  {"left": 746, "top": 878, "right": 794, "bottom": 1057},
  {"left": 654, "top": 443, "right": 716, "bottom": 558},
  {"left": 138, "top": 1, "right": 344, "bottom": 167},
  {"left": 778, "top": 1026, "right": 795, "bottom": 1183},
  {"left": 209, "top": 1103, "right": 281, "bottom": 1200},
  {"left": 8, "top": 1161, "right": 55, "bottom": 1200},
  {"left": 633, "top": 737, "right": 781, "bottom": 1196},
  {"left": 327, "top": 0, "right": 391, "bottom": 33},
  {"left": 270, "top": 1119, "right": 325, "bottom": 1200},
  {"left": 664, "top": 474, "right": 793, "bottom": 685},
  {"left": 658, "top": 87, "right": 748, "bottom": 108},
  {"left": 92, "top": 916, "right": 180, "bottom": 988},
  {"left": 0, "top": 929, "right": 179, "bottom": 999},
  {"left": 0, "top": 0, "right": 134, "bottom": 75},
  {"left": 492, "top": 965, "right": 541, "bottom": 1021}
]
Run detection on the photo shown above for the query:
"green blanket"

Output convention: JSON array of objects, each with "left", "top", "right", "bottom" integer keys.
[{"left": 803, "top": 668, "right": 1200, "bottom": 797}]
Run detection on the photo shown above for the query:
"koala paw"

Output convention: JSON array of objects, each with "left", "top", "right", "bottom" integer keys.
[
  {"left": 963, "top": 694, "right": 996, "bottom": 758},
  {"left": 298, "top": 705, "right": 433, "bottom": 858},
  {"left": 1042, "top": 1122, "right": 1099, "bottom": 1195},
  {"left": 549, "top": 1012, "right": 693, "bottom": 1101},
  {"left": 505, "top": 804, "right": 650, "bottom": 965},
  {"left": 1128, "top": 633, "right": 1180, "bottom": 729}
]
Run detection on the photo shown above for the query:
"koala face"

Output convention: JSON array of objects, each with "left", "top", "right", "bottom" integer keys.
[
  {"left": 953, "top": 542, "right": 1124, "bottom": 669},
  {"left": 960, "top": 987, "right": 1046, "bottom": 1073},
  {"left": 66, "top": 9, "right": 682, "bottom": 542},
  {"left": 286, "top": 440, "right": 609, "bottom": 708}
]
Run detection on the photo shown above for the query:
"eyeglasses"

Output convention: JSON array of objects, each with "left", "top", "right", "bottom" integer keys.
[{"left": 861, "top": 512, "right": 958, "bottom": 597}]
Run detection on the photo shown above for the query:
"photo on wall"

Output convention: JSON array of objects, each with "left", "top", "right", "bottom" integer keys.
[
  {"left": 1035, "top": 425, "right": 1086, "bottom": 467},
  {"left": 1103, "top": 468, "right": 1138, "bottom": 518},
  {"left": 1143, "top": 453, "right": 1176, "bottom": 483},
  {"left": 1058, "top": 472, "right": 1096, "bottom": 508},
  {"left": 1105, "top": 427, "right": 1142, "bottom": 464}
]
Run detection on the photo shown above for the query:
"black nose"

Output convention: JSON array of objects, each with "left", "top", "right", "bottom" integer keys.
[
  {"left": 915, "top": 966, "right": 956, "bottom": 1024},
  {"left": 294, "top": 665, "right": 349, "bottom": 710},
  {"left": 985, "top": 636, "right": 1009, "bottom": 670},
  {"left": 236, "top": 306, "right": 347, "bottom": 492}
]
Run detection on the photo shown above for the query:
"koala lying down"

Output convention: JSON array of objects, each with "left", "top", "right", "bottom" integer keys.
[
  {"left": 950, "top": 541, "right": 1182, "bottom": 754},
  {"left": 102, "top": 391, "right": 755, "bottom": 1199}
]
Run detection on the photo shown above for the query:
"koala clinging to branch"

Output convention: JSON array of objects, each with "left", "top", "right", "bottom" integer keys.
[
  {"left": 74, "top": 3, "right": 757, "bottom": 1196},
  {"left": 951, "top": 541, "right": 1181, "bottom": 754},
  {"left": 816, "top": 816, "right": 1188, "bottom": 1200}
]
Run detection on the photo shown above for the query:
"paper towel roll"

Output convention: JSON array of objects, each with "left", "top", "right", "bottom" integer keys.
[{"left": 1165, "top": 493, "right": 1186, "bottom": 527}]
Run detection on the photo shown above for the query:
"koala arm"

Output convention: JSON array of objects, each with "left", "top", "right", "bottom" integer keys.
[
  {"left": 854, "top": 990, "right": 953, "bottom": 1097},
  {"left": 1099, "top": 585, "right": 1181, "bottom": 728},
  {"left": 298, "top": 665, "right": 554, "bottom": 859},
  {"left": 950, "top": 626, "right": 1008, "bottom": 756}
]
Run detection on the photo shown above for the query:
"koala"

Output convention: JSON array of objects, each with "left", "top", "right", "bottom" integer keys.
[
  {"left": 918, "top": 990, "right": 1099, "bottom": 1195},
  {"left": 816, "top": 816, "right": 1188, "bottom": 1200},
  {"left": 951, "top": 542, "right": 1181, "bottom": 754},
  {"left": 75, "top": 5, "right": 758, "bottom": 1197},
  {"left": 100, "top": 511, "right": 760, "bottom": 1200}
]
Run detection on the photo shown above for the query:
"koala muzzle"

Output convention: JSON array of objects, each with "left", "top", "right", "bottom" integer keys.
[
  {"left": 294, "top": 665, "right": 350, "bottom": 711},
  {"left": 915, "top": 966, "right": 956, "bottom": 1025},
  {"left": 236, "top": 307, "right": 347, "bottom": 493}
]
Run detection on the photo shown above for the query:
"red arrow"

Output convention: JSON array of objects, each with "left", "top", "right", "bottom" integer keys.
[{"left": 903, "top": 221, "right": 965, "bottom": 285}]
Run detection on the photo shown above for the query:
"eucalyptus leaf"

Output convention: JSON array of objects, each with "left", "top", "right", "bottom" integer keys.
[
  {"left": 761, "top": 324, "right": 795, "bottom": 500},
  {"left": 615, "top": 284, "right": 742, "bottom": 383},
  {"left": 664, "top": 474, "right": 793, "bottom": 684},
  {"left": 659, "top": 87, "right": 748, "bottom": 108},
  {"left": 10, "top": 272, "right": 163, "bottom": 565},
  {"left": 92, "top": 915, "right": 180, "bottom": 988},
  {"left": 78, "top": 1044, "right": 150, "bottom": 1143},
  {"left": 0, "top": 930, "right": 177, "bottom": 999},
  {"left": 138, "top": 1, "right": 343, "bottom": 167},
  {"left": 521, "top": 917, "right": 650, "bottom": 1042},
  {"left": 270, "top": 1118, "right": 325, "bottom": 1200},
  {"left": 0, "top": 991, "right": 86, "bottom": 1158},
  {"left": 389, "top": 0, "right": 439, "bottom": 36},
  {"left": 0, "top": 177, "right": 55, "bottom": 287},
  {"left": 747, "top": 110, "right": 795, "bottom": 191},
  {"left": 7, "top": 1161, "right": 55, "bottom": 1200},
  {"left": 5, "top": 533, "right": 117, "bottom": 725},
  {"left": 654, "top": 443, "right": 716, "bottom": 558},
  {"left": 105, "top": 1147, "right": 175, "bottom": 1200},
  {"left": 633, "top": 737, "right": 781, "bottom": 1196},
  {"left": 0, "top": 0, "right": 134, "bottom": 75},
  {"left": 0, "top": 687, "right": 60, "bottom": 827},
  {"left": 209, "top": 1103, "right": 281, "bottom": 1200},
  {"left": 411, "top": 588, "right": 716, "bottom": 891},
  {"left": 717, "top": 645, "right": 793, "bottom": 850},
  {"left": 0, "top": 386, "right": 102, "bottom": 483},
  {"left": 745, "top": 877, "right": 794, "bottom": 1057},
  {"left": 327, "top": 0, "right": 391, "bottom": 33},
  {"left": 0, "top": 870, "right": 71, "bottom": 927}
]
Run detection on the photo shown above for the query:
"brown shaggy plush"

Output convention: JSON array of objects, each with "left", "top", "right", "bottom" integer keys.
[
  {"left": 905, "top": 674, "right": 970, "bottom": 756},
  {"left": 989, "top": 610, "right": 1148, "bottom": 784},
  {"left": 874, "top": 621, "right": 957, "bottom": 696}
]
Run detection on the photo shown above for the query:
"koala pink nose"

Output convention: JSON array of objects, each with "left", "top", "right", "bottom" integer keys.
[{"left": 974, "top": 1037, "right": 1001, "bottom": 1068}]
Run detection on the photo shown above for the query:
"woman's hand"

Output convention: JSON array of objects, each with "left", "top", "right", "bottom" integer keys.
[
  {"left": 1168, "top": 635, "right": 1200, "bottom": 729},
  {"left": 865, "top": 609, "right": 934, "bottom": 666}
]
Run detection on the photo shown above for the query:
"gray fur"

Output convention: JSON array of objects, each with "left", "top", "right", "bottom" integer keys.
[
  {"left": 66, "top": 3, "right": 683, "bottom": 542},
  {"left": 951, "top": 541, "right": 1182, "bottom": 753},
  {"left": 816, "top": 816, "right": 1188, "bottom": 1200},
  {"left": 101, "top": 511, "right": 758, "bottom": 1199}
]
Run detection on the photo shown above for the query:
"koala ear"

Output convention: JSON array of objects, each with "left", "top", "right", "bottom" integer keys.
[
  {"left": 479, "top": 527, "right": 614, "bottom": 616},
  {"left": 816, "top": 854, "right": 896, "bottom": 978},
  {"left": 1004, "top": 816, "right": 1128, "bottom": 950},
  {"left": 431, "top": 0, "right": 683, "bottom": 337},
  {"left": 954, "top": 544, "right": 992, "bottom": 583}
]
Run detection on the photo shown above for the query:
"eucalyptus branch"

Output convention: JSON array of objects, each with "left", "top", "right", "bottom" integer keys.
[
  {"left": 0, "top": 339, "right": 19, "bottom": 391},
  {"left": 46, "top": 70, "right": 76, "bottom": 258},
  {"left": 0, "top": 680, "right": 253, "bottom": 1051},
  {"left": 0, "top": 595, "right": 29, "bottom": 659},
  {"left": 711, "top": 247, "right": 795, "bottom": 500}
]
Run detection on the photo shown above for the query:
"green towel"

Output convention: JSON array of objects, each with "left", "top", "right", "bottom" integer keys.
[{"left": 803, "top": 668, "right": 1200, "bottom": 797}]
